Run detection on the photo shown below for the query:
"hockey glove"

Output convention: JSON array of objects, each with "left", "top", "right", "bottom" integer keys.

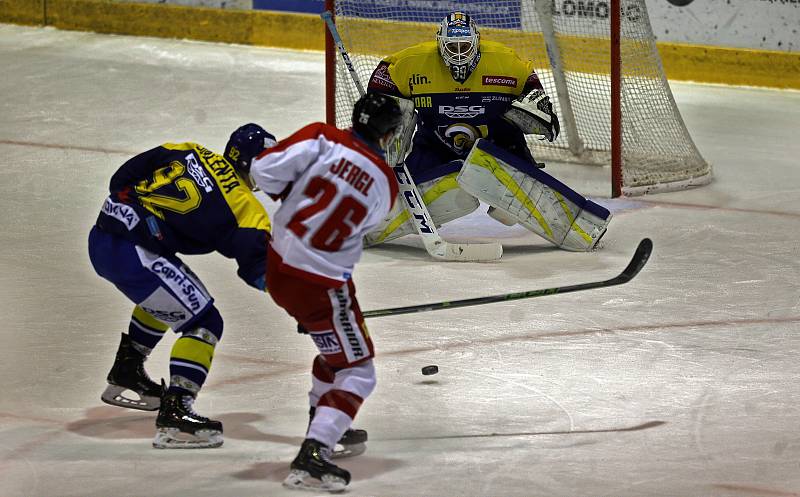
[{"left": 503, "top": 89, "right": 560, "bottom": 142}]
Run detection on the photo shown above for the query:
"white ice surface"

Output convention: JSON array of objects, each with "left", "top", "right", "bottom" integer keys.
[{"left": 1, "top": 24, "right": 799, "bottom": 497}]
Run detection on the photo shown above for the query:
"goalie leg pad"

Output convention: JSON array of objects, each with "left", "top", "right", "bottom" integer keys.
[
  {"left": 364, "top": 161, "right": 479, "bottom": 247},
  {"left": 458, "top": 139, "right": 611, "bottom": 251}
]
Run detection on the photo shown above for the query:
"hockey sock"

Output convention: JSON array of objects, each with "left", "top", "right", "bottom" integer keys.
[
  {"left": 308, "top": 355, "right": 339, "bottom": 409},
  {"left": 307, "top": 404, "right": 358, "bottom": 450},
  {"left": 306, "top": 360, "right": 375, "bottom": 448},
  {"left": 128, "top": 305, "right": 169, "bottom": 355},
  {"left": 168, "top": 307, "right": 223, "bottom": 396}
]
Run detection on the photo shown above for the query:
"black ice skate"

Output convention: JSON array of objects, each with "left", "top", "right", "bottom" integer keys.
[
  {"left": 283, "top": 438, "right": 351, "bottom": 493},
  {"left": 101, "top": 333, "right": 162, "bottom": 411},
  {"left": 152, "top": 389, "right": 223, "bottom": 449},
  {"left": 309, "top": 406, "right": 368, "bottom": 458}
]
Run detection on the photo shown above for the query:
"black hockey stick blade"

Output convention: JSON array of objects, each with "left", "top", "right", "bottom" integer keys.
[
  {"left": 362, "top": 238, "right": 653, "bottom": 319},
  {"left": 616, "top": 237, "right": 652, "bottom": 282}
]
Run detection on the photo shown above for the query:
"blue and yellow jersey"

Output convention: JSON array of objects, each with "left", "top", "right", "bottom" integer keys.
[
  {"left": 368, "top": 40, "right": 544, "bottom": 157},
  {"left": 96, "top": 143, "right": 270, "bottom": 288}
]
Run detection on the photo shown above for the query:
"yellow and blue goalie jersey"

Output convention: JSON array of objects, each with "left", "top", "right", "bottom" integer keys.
[
  {"left": 95, "top": 143, "right": 270, "bottom": 288},
  {"left": 367, "top": 40, "right": 544, "bottom": 157}
]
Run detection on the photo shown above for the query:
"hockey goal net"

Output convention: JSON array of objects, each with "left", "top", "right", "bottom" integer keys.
[{"left": 325, "top": 0, "right": 712, "bottom": 197}]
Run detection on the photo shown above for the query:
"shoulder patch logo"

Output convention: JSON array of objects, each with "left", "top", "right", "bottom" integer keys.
[
  {"left": 483, "top": 75, "right": 518, "bottom": 87},
  {"left": 369, "top": 61, "right": 397, "bottom": 91}
]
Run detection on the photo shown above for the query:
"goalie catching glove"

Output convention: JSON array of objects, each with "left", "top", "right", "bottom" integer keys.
[{"left": 503, "top": 89, "right": 560, "bottom": 142}]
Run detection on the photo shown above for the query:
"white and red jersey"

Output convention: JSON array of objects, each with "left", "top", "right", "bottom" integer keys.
[{"left": 250, "top": 122, "right": 398, "bottom": 287}]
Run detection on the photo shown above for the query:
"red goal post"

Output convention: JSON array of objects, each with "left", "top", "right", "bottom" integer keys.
[{"left": 324, "top": 0, "right": 712, "bottom": 197}]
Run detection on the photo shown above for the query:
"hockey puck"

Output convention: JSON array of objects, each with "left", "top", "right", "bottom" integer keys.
[{"left": 421, "top": 365, "right": 439, "bottom": 376}]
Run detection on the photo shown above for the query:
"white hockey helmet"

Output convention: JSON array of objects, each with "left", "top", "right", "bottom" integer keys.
[{"left": 436, "top": 12, "right": 480, "bottom": 81}]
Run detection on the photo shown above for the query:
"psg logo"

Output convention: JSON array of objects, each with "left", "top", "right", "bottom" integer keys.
[{"left": 666, "top": 0, "right": 695, "bottom": 5}]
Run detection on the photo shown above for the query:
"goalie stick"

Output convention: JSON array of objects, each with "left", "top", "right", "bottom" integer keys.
[
  {"left": 321, "top": 11, "right": 503, "bottom": 263},
  {"left": 361, "top": 238, "right": 652, "bottom": 318}
]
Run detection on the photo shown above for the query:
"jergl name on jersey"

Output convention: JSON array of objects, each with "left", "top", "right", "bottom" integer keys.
[{"left": 329, "top": 157, "right": 375, "bottom": 197}]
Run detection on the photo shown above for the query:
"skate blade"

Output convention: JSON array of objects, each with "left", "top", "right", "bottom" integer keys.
[
  {"left": 282, "top": 469, "right": 347, "bottom": 493},
  {"left": 101, "top": 384, "right": 160, "bottom": 411},
  {"left": 331, "top": 442, "right": 366, "bottom": 459},
  {"left": 152, "top": 427, "right": 223, "bottom": 449}
]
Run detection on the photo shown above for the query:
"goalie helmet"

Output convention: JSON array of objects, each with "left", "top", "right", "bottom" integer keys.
[
  {"left": 224, "top": 123, "right": 277, "bottom": 174},
  {"left": 352, "top": 93, "right": 403, "bottom": 151},
  {"left": 436, "top": 12, "right": 480, "bottom": 83}
]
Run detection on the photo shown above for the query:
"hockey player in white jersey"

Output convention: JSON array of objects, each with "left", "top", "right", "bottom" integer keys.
[{"left": 249, "top": 93, "right": 403, "bottom": 493}]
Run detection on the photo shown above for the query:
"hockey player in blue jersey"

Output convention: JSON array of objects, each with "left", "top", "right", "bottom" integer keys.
[
  {"left": 365, "top": 12, "right": 611, "bottom": 252},
  {"left": 88, "top": 123, "right": 275, "bottom": 448}
]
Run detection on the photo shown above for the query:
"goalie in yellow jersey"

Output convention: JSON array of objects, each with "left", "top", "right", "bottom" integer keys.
[{"left": 365, "top": 11, "right": 611, "bottom": 252}]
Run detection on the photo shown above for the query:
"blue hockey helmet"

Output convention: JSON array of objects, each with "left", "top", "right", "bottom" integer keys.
[
  {"left": 224, "top": 123, "right": 277, "bottom": 174},
  {"left": 436, "top": 12, "right": 481, "bottom": 83}
]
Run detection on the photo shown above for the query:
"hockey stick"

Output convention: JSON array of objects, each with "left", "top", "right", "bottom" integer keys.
[
  {"left": 321, "top": 11, "right": 365, "bottom": 97},
  {"left": 321, "top": 11, "right": 503, "bottom": 262},
  {"left": 361, "top": 238, "right": 652, "bottom": 318}
]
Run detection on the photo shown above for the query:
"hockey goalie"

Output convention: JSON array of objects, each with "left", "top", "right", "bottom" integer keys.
[{"left": 364, "top": 11, "right": 611, "bottom": 252}]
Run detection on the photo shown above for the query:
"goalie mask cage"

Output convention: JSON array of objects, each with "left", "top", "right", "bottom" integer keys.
[{"left": 324, "top": 0, "right": 712, "bottom": 197}]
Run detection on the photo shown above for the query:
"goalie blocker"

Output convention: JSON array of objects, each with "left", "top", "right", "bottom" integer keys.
[{"left": 459, "top": 139, "right": 610, "bottom": 251}]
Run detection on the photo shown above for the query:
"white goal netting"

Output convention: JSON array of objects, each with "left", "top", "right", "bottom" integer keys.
[{"left": 328, "top": 0, "right": 712, "bottom": 196}]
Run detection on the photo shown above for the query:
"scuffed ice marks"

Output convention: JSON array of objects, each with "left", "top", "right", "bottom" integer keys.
[{"left": 131, "top": 38, "right": 323, "bottom": 74}]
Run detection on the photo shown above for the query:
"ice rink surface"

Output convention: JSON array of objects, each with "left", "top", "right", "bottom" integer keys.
[{"left": 1, "top": 23, "right": 799, "bottom": 497}]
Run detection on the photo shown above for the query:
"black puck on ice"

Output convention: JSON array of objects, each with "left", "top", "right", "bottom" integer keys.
[{"left": 421, "top": 365, "right": 439, "bottom": 376}]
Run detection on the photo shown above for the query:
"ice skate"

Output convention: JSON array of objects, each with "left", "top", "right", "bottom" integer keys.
[
  {"left": 101, "top": 333, "right": 162, "bottom": 411},
  {"left": 334, "top": 425, "right": 367, "bottom": 458},
  {"left": 309, "top": 406, "right": 367, "bottom": 458},
  {"left": 283, "top": 438, "right": 351, "bottom": 493},
  {"left": 152, "top": 390, "right": 223, "bottom": 449}
]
